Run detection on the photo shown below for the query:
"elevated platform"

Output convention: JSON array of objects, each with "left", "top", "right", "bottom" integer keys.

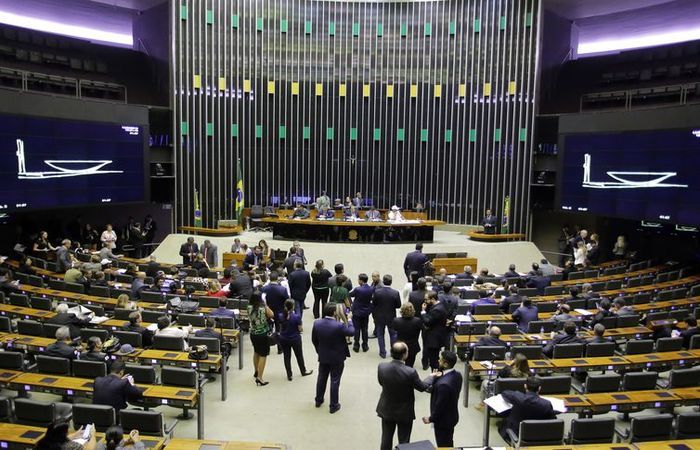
[
  {"left": 467, "top": 231, "right": 526, "bottom": 242},
  {"left": 177, "top": 225, "right": 242, "bottom": 237}
]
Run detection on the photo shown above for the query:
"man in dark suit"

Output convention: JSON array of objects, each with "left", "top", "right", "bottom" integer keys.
[
  {"left": 407, "top": 278, "right": 428, "bottom": 315},
  {"left": 56, "top": 239, "right": 73, "bottom": 273},
  {"left": 421, "top": 291, "right": 449, "bottom": 371},
  {"left": 403, "top": 243, "right": 429, "bottom": 281},
  {"left": 243, "top": 246, "right": 264, "bottom": 271},
  {"left": 372, "top": 275, "right": 402, "bottom": 359},
  {"left": 179, "top": 237, "right": 198, "bottom": 266},
  {"left": 454, "top": 265, "right": 474, "bottom": 280},
  {"left": 481, "top": 209, "right": 498, "bottom": 234},
  {"left": 376, "top": 342, "right": 429, "bottom": 450},
  {"left": 349, "top": 273, "right": 374, "bottom": 352},
  {"left": 283, "top": 247, "right": 302, "bottom": 275},
  {"left": 261, "top": 272, "right": 289, "bottom": 320},
  {"left": 475, "top": 326, "right": 507, "bottom": 348},
  {"left": 201, "top": 239, "right": 218, "bottom": 267},
  {"left": 543, "top": 320, "right": 585, "bottom": 357},
  {"left": 499, "top": 285, "right": 523, "bottom": 313},
  {"left": 47, "top": 303, "right": 90, "bottom": 339},
  {"left": 437, "top": 283, "right": 460, "bottom": 318},
  {"left": 499, "top": 376, "right": 556, "bottom": 442},
  {"left": 681, "top": 316, "right": 699, "bottom": 349},
  {"left": 144, "top": 255, "right": 160, "bottom": 279},
  {"left": 587, "top": 323, "right": 611, "bottom": 344},
  {"left": 512, "top": 297, "right": 539, "bottom": 332},
  {"left": 329, "top": 263, "right": 353, "bottom": 292},
  {"left": 194, "top": 316, "right": 223, "bottom": 341},
  {"left": 504, "top": 264, "right": 520, "bottom": 278},
  {"left": 422, "top": 350, "right": 462, "bottom": 447},
  {"left": 93, "top": 360, "right": 144, "bottom": 414},
  {"left": 312, "top": 304, "right": 355, "bottom": 414},
  {"left": 45, "top": 326, "right": 79, "bottom": 360},
  {"left": 525, "top": 269, "right": 551, "bottom": 296},
  {"left": 227, "top": 268, "right": 253, "bottom": 300},
  {"left": 122, "top": 311, "right": 153, "bottom": 347},
  {"left": 288, "top": 260, "right": 311, "bottom": 316}
]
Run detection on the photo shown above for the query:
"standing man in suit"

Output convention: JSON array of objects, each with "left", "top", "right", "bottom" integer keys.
[
  {"left": 403, "top": 243, "right": 429, "bottom": 281},
  {"left": 201, "top": 240, "right": 218, "bottom": 267},
  {"left": 372, "top": 275, "right": 402, "bottom": 359},
  {"left": 312, "top": 304, "right": 355, "bottom": 414},
  {"left": 283, "top": 248, "right": 303, "bottom": 275},
  {"left": 349, "top": 273, "right": 374, "bottom": 353},
  {"left": 499, "top": 376, "right": 557, "bottom": 442},
  {"left": 481, "top": 208, "right": 498, "bottom": 235},
  {"left": 376, "top": 342, "right": 429, "bottom": 450},
  {"left": 421, "top": 291, "right": 450, "bottom": 371},
  {"left": 56, "top": 239, "right": 73, "bottom": 273},
  {"left": 422, "top": 350, "right": 462, "bottom": 447},
  {"left": 179, "top": 237, "right": 198, "bottom": 266},
  {"left": 289, "top": 260, "right": 312, "bottom": 316}
]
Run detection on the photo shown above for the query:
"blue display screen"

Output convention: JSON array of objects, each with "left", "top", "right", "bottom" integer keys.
[
  {"left": 0, "top": 114, "right": 145, "bottom": 211},
  {"left": 559, "top": 129, "right": 700, "bottom": 225}
]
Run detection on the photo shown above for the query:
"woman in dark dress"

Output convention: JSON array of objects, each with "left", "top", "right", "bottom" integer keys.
[
  {"left": 278, "top": 299, "right": 313, "bottom": 381},
  {"left": 82, "top": 224, "right": 100, "bottom": 251},
  {"left": 33, "top": 231, "right": 56, "bottom": 259},
  {"left": 311, "top": 259, "right": 332, "bottom": 319},
  {"left": 390, "top": 302, "right": 423, "bottom": 368},
  {"left": 247, "top": 292, "right": 273, "bottom": 386}
]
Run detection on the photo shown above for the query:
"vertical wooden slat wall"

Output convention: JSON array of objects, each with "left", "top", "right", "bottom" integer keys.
[{"left": 173, "top": 0, "right": 540, "bottom": 233}]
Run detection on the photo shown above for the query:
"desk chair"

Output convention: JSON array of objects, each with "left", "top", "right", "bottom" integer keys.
[
  {"left": 506, "top": 419, "right": 564, "bottom": 447},
  {"left": 36, "top": 355, "right": 71, "bottom": 375},
  {"left": 72, "top": 360, "right": 107, "bottom": 378},
  {"left": 676, "top": 412, "right": 700, "bottom": 439},
  {"left": 177, "top": 313, "right": 206, "bottom": 328},
  {"left": 119, "top": 410, "right": 178, "bottom": 437},
  {"left": 88, "top": 285, "right": 110, "bottom": 297},
  {"left": 30, "top": 296, "right": 52, "bottom": 311},
  {"left": 113, "top": 308, "right": 134, "bottom": 320},
  {"left": 623, "top": 414, "right": 674, "bottom": 442},
  {"left": 453, "top": 279, "right": 472, "bottom": 287},
  {"left": 161, "top": 366, "right": 198, "bottom": 419},
  {"left": 14, "top": 398, "right": 72, "bottom": 427},
  {"left": 43, "top": 323, "right": 63, "bottom": 339},
  {"left": 569, "top": 417, "right": 615, "bottom": 444},
  {"left": 634, "top": 292, "right": 653, "bottom": 304},
  {"left": 624, "top": 339, "right": 654, "bottom": 355},
  {"left": 113, "top": 331, "right": 143, "bottom": 348},
  {"left": 568, "top": 272, "right": 585, "bottom": 281},
  {"left": 0, "top": 316, "right": 10, "bottom": 333},
  {"left": 538, "top": 376, "right": 572, "bottom": 395},
  {"left": 583, "top": 373, "right": 621, "bottom": 394},
  {"left": 619, "top": 372, "right": 660, "bottom": 420},
  {"left": 80, "top": 328, "right": 110, "bottom": 342},
  {"left": 491, "top": 322, "right": 518, "bottom": 334},
  {"left": 72, "top": 404, "right": 115, "bottom": 432},
  {"left": 537, "top": 302, "right": 558, "bottom": 313},
  {"left": 586, "top": 342, "right": 616, "bottom": 357},
  {"left": 460, "top": 290, "right": 481, "bottom": 300},
  {"left": 527, "top": 320, "right": 556, "bottom": 334},
  {"left": 188, "top": 337, "right": 220, "bottom": 354},
  {"left": 690, "top": 334, "right": 700, "bottom": 350},
  {"left": 139, "top": 291, "right": 166, "bottom": 303},
  {"left": 669, "top": 367, "right": 700, "bottom": 388},
  {"left": 48, "top": 280, "right": 65, "bottom": 291},
  {"left": 494, "top": 378, "right": 527, "bottom": 395},
  {"left": 597, "top": 316, "right": 618, "bottom": 330},
  {"left": 125, "top": 364, "right": 156, "bottom": 384},
  {"left": 27, "top": 275, "right": 44, "bottom": 287},
  {"left": 114, "top": 274, "right": 134, "bottom": 284},
  {"left": 552, "top": 343, "right": 585, "bottom": 359},
  {"left": 63, "top": 282, "right": 85, "bottom": 294},
  {"left": 544, "top": 286, "right": 565, "bottom": 296},
  {"left": 457, "top": 322, "right": 487, "bottom": 335},
  {"left": 248, "top": 205, "right": 268, "bottom": 232},
  {"left": 473, "top": 346, "right": 506, "bottom": 361},
  {"left": 605, "top": 280, "right": 623, "bottom": 290},
  {"left": 657, "top": 337, "right": 683, "bottom": 352},
  {"left": 84, "top": 304, "right": 105, "bottom": 316},
  {"left": 9, "top": 293, "right": 30, "bottom": 307},
  {"left": 474, "top": 304, "right": 500, "bottom": 315},
  {"left": 0, "top": 351, "right": 25, "bottom": 370},
  {"left": 519, "top": 288, "right": 537, "bottom": 297},
  {"left": 153, "top": 335, "right": 186, "bottom": 351},
  {"left": 616, "top": 314, "right": 641, "bottom": 328},
  {"left": 17, "top": 319, "right": 43, "bottom": 337},
  {"left": 510, "top": 345, "right": 543, "bottom": 360},
  {"left": 214, "top": 316, "right": 236, "bottom": 329},
  {"left": 566, "top": 299, "right": 587, "bottom": 310},
  {"left": 197, "top": 296, "right": 220, "bottom": 308},
  {"left": 142, "top": 310, "right": 165, "bottom": 323},
  {"left": 669, "top": 308, "right": 690, "bottom": 321}
]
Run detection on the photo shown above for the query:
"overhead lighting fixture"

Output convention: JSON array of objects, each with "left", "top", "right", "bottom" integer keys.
[
  {"left": 0, "top": 11, "right": 133, "bottom": 46},
  {"left": 578, "top": 27, "right": 700, "bottom": 55}
]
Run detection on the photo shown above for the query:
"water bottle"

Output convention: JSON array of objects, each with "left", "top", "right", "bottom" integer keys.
[
  {"left": 465, "top": 310, "right": 473, "bottom": 322},
  {"left": 540, "top": 325, "right": 545, "bottom": 336}
]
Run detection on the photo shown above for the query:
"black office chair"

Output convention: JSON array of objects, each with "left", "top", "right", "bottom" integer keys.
[
  {"left": 690, "top": 334, "right": 700, "bottom": 350},
  {"left": 656, "top": 337, "right": 683, "bottom": 352},
  {"left": 112, "top": 308, "right": 134, "bottom": 320},
  {"left": 668, "top": 367, "right": 700, "bottom": 388},
  {"left": 9, "top": 293, "right": 30, "bottom": 307},
  {"left": 537, "top": 303, "right": 558, "bottom": 313},
  {"left": 115, "top": 274, "right": 134, "bottom": 284},
  {"left": 473, "top": 304, "right": 500, "bottom": 315},
  {"left": 656, "top": 290, "right": 674, "bottom": 301},
  {"left": 646, "top": 311, "right": 669, "bottom": 322},
  {"left": 527, "top": 320, "right": 556, "bottom": 334},
  {"left": 161, "top": 366, "right": 198, "bottom": 419},
  {"left": 214, "top": 316, "right": 236, "bottom": 329},
  {"left": 567, "top": 272, "right": 585, "bottom": 281},
  {"left": 585, "top": 342, "right": 615, "bottom": 357},
  {"left": 605, "top": 280, "right": 623, "bottom": 290},
  {"left": 566, "top": 299, "right": 587, "bottom": 310},
  {"left": 72, "top": 404, "right": 115, "bottom": 432},
  {"left": 152, "top": 335, "right": 186, "bottom": 351},
  {"left": 88, "top": 285, "right": 110, "bottom": 297},
  {"left": 552, "top": 343, "right": 585, "bottom": 359},
  {"left": 17, "top": 319, "right": 43, "bottom": 336},
  {"left": 110, "top": 288, "right": 131, "bottom": 299},
  {"left": 80, "top": 328, "right": 110, "bottom": 342},
  {"left": 507, "top": 419, "right": 565, "bottom": 447},
  {"left": 14, "top": 398, "right": 72, "bottom": 427},
  {"left": 142, "top": 310, "right": 165, "bottom": 323},
  {"left": 63, "top": 282, "right": 85, "bottom": 294},
  {"left": 473, "top": 346, "right": 506, "bottom": 361},
  {"left": 491, "top": 322, "right": 518, "bottom": 334},
  {"left": 140, "top": 290, "right": 167, "bottom": 303},
  {"left": 627, "top": 414, "right": 674, "bottom": 442},
  {"left": 197, "top": 296, "right": 220, "bottom": 308},
  {"left": 43, "top": 323, "right": 64, "bottom": 339},
  {"left": 625, "top": 339, "right": 654, "bottom": 355},
  {"left": 248, "top": 205, "right": 268, "bottom": 231},
  {"left": 27, "top": 275, "right": 44, "bottom": 287},
  {"left": 584, "top": 373, "right": 621, "bottom": 393},
  {"left": 119, "top": 410, "right": 178, "bottom": 437},
  {"left": 494, "top": 378, "right": 527, "bottom": 395},
  {"left": 188, "top": 337, "right": 220, "bottom": 354},
  {"left": 569, "top": 418, "right": 615, "bottom": 444},
  {"left": 676, "top": 412, "right": 700, "bottom": 439},
  {"left": 510, "top": 345, "right": 543, "bottom": 360},
  {"left": 72, "top": 360, "right": 107, "bottom": 378},
  {"left": 597, "top": 316, "right": 618, "bottom": 330},
  {"left": 177, "top": 313, "right": 206, "bottom": 327},
  {"left": 633, "top": 292, "right": 653, "bottom": 304},
  {"left": 125, "top": 364, "right": 156, "bottom": 384},
  {"left": 0, "top": 351, "right": 25, "bottom": 370},
  {"left": 84, "top": 304, "right": 105, "bottom": 317},
  {"left": 616, "top": 314, "right": 641, "bottom": 328},
  {"left": 456, "top": 322, "right": 487, "bottom": 335},
  {"left": 544, "top": 286, "right": 564, "bottom": 296},
  {"left": 538, "top": 376, "right": 572, "bottom": 395},
  {"left": 48, "top": 280, "right": 66, "bottom": 291},
  {"left": 0, "top": 396, "right": 11, "bottom": 422},
  {"left": 30, "top": 296, "right": 53, "bottom": 311},
  {"left": 113, "top": 331, "right": 143, "bottom": 348},
  {"left": 0, "top": 316, "right": 11, "bottom": 332},
  {"left": 36, "top": 355, "right": 71, "bottom": 375}
]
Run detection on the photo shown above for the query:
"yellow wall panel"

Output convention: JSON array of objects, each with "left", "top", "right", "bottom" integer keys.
[
  {"left": 363, "top": 84, "right": 371, "bottom": 97},
  {"left": 483, "top": 82, "right": 492, "bottom": 96},
  {"left": 218, "top": 77, "right": 226, "bottom": 91},
  {"left": 291, "top": 82, "right": 300, "bottom": 95},
  {"left": 434, "top": 84, "right": 442, "bottom": 98},
  {"left": 315, "top": 83, "right": 323, "bottom": 96},
  {"left": 339, "top": 83, "right": 347, "bottom": 97},
  {"left": 458, "top": 83, "right": 466, "bottom": 97},
  {"left": 243, "top": 79, "right": 251, "bottom": 93},
  {"left": 410, "top": 84, "right": 418, "bottom": 98},
  {"left": 386, "top": 84, "right": 394, "bottom": 98},
  {"left": 268, "top": 80, "right": 275, "bottom": 94},
  {"left": 508, "top": 81, "right": 517, "bottom": 95},
  {"left": 193, "top": 75, "right": 201, "bottom": 89}
]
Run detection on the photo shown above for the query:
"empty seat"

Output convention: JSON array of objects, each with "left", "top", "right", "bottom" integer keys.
[
  {"left": 625, "top": 339, "right": 654, "bottom": 355},
  {"left": 9, "top": 293, "right": 30, "bottom": 307},
  {"left": 491, "top": 323, "right": 518, "bottom": 334},
  {"left": 669, "top": 367, "right": 700, "bottom": 388},
  {"left": 605, "top": 280, "right": 622, "bottom": 290},
  {"left": 690, "top": 334, "right": 700, "bottom": 350},
  {"left": 536, "top": 303, "right": 558, "bottom": 313},
  {"left": 585, "top": 342, "right": 615, "bottom": 357},
  {"left": 88, "top": 285, "right": 110, "bottom": 297},
  {"left": 188, "top": 337, "right": 221, "bottom": 354},
  {"left": 510, "top": 345, "right": 543, "bottom": 360},
  {"left": 72, "top": 360, "right": 107, "bottom": 378},
  {"left": 0, "top": 351, "right": 24, "bottom": 370},
  {"left": 30, "top": 296, "right": 53, "bottom": 311},
  {"left": 124, "top": 364, "right": 156, "bottom": 384},
  {"left": 142, "top": 310, "right": 164, "bottom": 323},
  {"left": 566, "top": 299, "right": 586, "bottom": 310},
  {"left": 657, "top": 337, "right": 683, "bottom": 352},
  {"left": 622, "top": 372, "right": 658, "bottom": 391},
  {"left": 0, "top": 316, "right": 10, "bottom": 332},
  {"left": 17, "top": 319, "right": 43, "bottom": 336},
  {"left": 473, "top": 346, "right": 506, "bottom": 361},
  {"left": 63, "top": 282, "right": 85, "bottom": 294},
  {"left": 569, "top": 417, "right": 615, "bottom": 444},
  {"left": 36, "top": 355, "right": 71, "bottom": 375},
  {"left": 633, "top": 293, "right": 653, "bottom": 304},
  {"left": 494, "top": 378, "right": 527, "bottom": 395},
  {"left": 474, "top": 304, "right": 500, "bottom": 315},
  {"left": 72, "top": 404, "right": 115, "bottom": 432},
  {"left": 597, "top": 316, "right": 618, "bottom": 330},
  {"left": 538, "top": 376, "right": 571, "bottom": 395},
  {"left": 48, "top": 280, "right": 65, "bottom": 291},
  {"left": 177, "top": 314, "right": 206, "bottom": 328},
  {"left": 544, "top": 286, "right": 564, "bottom": 296},
  {"left": 616, "top": 314, "right": 641, "bottom": 328},
  {"left": 527, "top": 321, "right": 556, "bottom": 334},
  {"left": 508, "top": 419, "right": 565, "bottom": 447},
  {"left": 552, "top": 343, "right": 584, "bottom": 359},
  {"left": 197, "top": 296, "right": 220, "bottom": 308},
  {"left": 14, "top": 399, "right": 72, "bottom": 427},
  {"left": 628, "top": 414, "right": 674, "bottom": 442},
  {"left": 152, "top": 335, "right": 186, "bottom": 351},
  {"left": 80, "top": 328, "right": 110, "bottom": 342},
  {"left": 113, "top": 331, "right": 143, "bottom": 348},
  {"left": 456, "top": 322, "right": 487, "bottom": 335},
  {"left": 676, "top": 412, "right": 700, "bottom": 439},
  {"left": 119, "top": 410, "right": 176, "bottom": 437},
  {"left": 584, "top": 373, "right": 621, "bottom": 393}
]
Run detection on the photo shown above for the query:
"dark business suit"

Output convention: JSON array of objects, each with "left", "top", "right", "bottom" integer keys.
[
  {"left": 421, "top": 303, "right": 449, "bottom": 370},
  {"left": 145, "top": 261, "right": 160, "bottom": 279},
  {"left": 475, "top": 336, "right": 507, "bottom": 348},
  {"left": 424, "top": 369, "right": 463, "bottom": 447},
  {"left": 407, "top": 290, "right": 427, "bottom": 317},
  {"left": 543, "top": 332, "right": 585, "bottom": 357},
  {"left": 179, "top": 243, "right": 199, "bottom": 265},
  {"left": 283, "top": 255, "right": 302, "bottom": 275},
  {"left": 499, "top": 390, "right": 556, "bottom": 440},
  {"left": 499, "top": 294, "right": 523, "bottom": 313},
  {"left": 261, "top": 283, "right": 289, "bottom": 320},
  {"left": 526, "top": 275, "right": 551, "bottom": 296},
  {"left": 93, "top": 374, "right": 144, "bottom": 413},
  {"left": 391, "top": 317, "right": 423, "bottom": 367},
  {"left": 349, "top": 283, "right": 374, "bottom": 350},
  {"left": 243, "top": 252, "right": 263, "bottom": 270},
  {"left": 681, "top": 327, "right": 699, "bottom": 349},
  {"left": 403, "top": 250, "right": 429, "bottom": 280},
  {"left": 201, "top": 244, "right": 218, "bottom": 267},
  {"left": 46, "top": 341, "right": 78, "bottom": 360},
  {"left": 47, "top": 312, "right": 90, "bottom": 339},
  {"left": 512, "top": 305, "right": 539, "bottom": 332},
  {"left": 228, "top": 274, "right": 253, "bottom": 300},
  {"left": 376, "top": 360, "right": 429, "bottom": 450},
  {"left": 56, "top": 247, "right": 72, "bottom": 273},
  {"left": 372, "top": 286, "right": 402, "bottom": 358},
  {"left": 122, "top": 323, "right": 153, "bottom": 347},
  {"left": 482, "top": 214, "right": 498, "bottom": 234},
  {"left": 312, "top": 317, "right": 355, "bottom": 409},
  {"left": 288, "top": 269, "right": 312, "bottom": 316}
]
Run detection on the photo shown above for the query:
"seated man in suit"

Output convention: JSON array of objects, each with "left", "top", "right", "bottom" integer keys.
[
  {"left": 543, "top": 320, "right": 585, "bottom": 357},
  {"left": 46, "top": 326, "right": 80, "bottom": 360},
  {"left": 512, "top": 298, "right": 538, "bottom": 332},
  {"left": 194, "top": 316, "right": 223, "bottom": 341},
  {"left": 316, "top": 206, "right": 335, "bottom": 220},
  {"left": 343, "top": 205, "right": 359, "bottom": 220},
  {"left": 587, "top": 323, "right": 611, "bottom": 344},
  {"left": 499, "top": 376, "right": 557, "bottom": 442},
  {"left": 590, "top": 299, "right": 613, "bottom": 328},
  {"left": 481, "top": 209, "right": 498, "bottom": 234},
  {"left": 499, "top": 285, "right": 522, "bottom": 313},
  {"left": 123, "top": 311, "right": 154, "bottom": 347},
  {"left": 503, "top": 264, "right": 520, "bottom": 278},
  {"left": 612, "top": 298, "right": 635, "bottom": 316},
  {"left": 527, "top": 262, "right": 539, "bottom": 277},
  {"left": 243, "top": 246, "right": 265, "bottom": 271},
  {"left": 551, "top": 304, "right": 575, "bottom": 323},
  {"left": 47, "top": 303, "right": 90, "bottom": 339},
  {"left": 365, "top": 205, "right": 381, "bottom": 221},
  {"left": 455, "top": 265, "right": 475, "bottom": 280},
  {"left": 470, "top": 290, "right": 496, "bottom": 314},
  {"left": 681, "top": 316, "right": 699, "bottom": 349},
  {"left": 93, "top": 360, "right": 144, "bottom": 414},
  {"left": 525, "top": 269, "right": 551, "bottom": 296},
  {"left": 581, "top": 283, "right": 600, "bottom": 300},
  {"left": 475, "top": 268, "right": 498, "bottom": 285},
  {"left": 291, "top": 203, "right": 310, "bottom": 219},
  {"left": 475, "top": 326, "right": 507, "bottom": 348}
]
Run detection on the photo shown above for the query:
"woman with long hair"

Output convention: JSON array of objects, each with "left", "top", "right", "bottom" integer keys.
[
  {"left": 33, "top": 230, "right": 56, "bottom": 258},
  {"left": 574, "top": 240, "right": 588, "bottom": 267},
  {"left": 36, "top": 420, "right": 96, "bottom": 450},
  {"left": 97, "top": 426, "right": 144, "bottom": 450},
  {"left": 247, "top": 291, "right": 274, "bottom": 386},
  {"left": 258, "top": 239, "right": 272, "bottom": 261},
  {"left": 279, "top": 299, "right": 313, "bottom": 380},
  {"left": 311, "top": 259, "right": 332, "bottom": 319},
  {"left": 477, "top": 353, "right": 530, "bottom": 409}
]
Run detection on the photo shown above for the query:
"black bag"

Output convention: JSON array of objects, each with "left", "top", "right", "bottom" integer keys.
[
  {"left": 168, "top": 297, "right": 199, "bottom": 313},
  {"left": 188, "top": 345, "right": 209, "bottom": 360},
  {"left": 267, "top": 330, "right": 278, "bottom": 346},
  {"left": 102, "top": 336, "right": 121, "bottom": 353}
]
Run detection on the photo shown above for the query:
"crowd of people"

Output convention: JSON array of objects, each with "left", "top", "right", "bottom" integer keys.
[{"left": 558, "top": 225, "right": 633, "bottom": 269}]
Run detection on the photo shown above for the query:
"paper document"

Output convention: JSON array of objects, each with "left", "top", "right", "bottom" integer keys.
[
  {"left": 484, "top": 394, "right": 512, "bottom": 413},
  {"left": 541, "top": 396, "right": 567, "bottom": 413},
  {"left": 574, "top": 308, "right": 594, "bottom": 316},
  {"left": 89, "top": 316, "right": 109, "bottom": 324},
  {"left": 454, "top": 315, "right": 472, "bottom": 323},
  {"left": 147, "top": 323, "right": 158, "bottom": 332}
]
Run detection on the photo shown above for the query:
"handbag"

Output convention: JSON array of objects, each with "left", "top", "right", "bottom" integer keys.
[
  {"left": 266, "top": 327, "right": 279, "bottom": 346},
  {"left": 102, "top": 336, "right": 121, "bottom": 353},
  {"left": 189, "top": 345, "right": 209, "bottom": 360}
]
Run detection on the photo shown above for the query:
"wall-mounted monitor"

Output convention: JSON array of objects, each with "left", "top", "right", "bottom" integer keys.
[
  {"left": 0, "top": 113, "right": 146, "bottom": 211},
  {"left": 559, "top": 128, "right": 700, "bottom": 225}
]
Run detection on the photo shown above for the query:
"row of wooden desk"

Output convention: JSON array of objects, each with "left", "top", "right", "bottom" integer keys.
[
  {"left": 507, "top": 439, "right": 700, "bottom": 449},
  {"left": 552, "top": 265, "right": 664, "bottom": 287}
]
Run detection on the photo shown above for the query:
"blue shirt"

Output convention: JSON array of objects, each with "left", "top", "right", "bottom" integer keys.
[{"left": 279, "top": 312, "right": 302, "bottom": 341}]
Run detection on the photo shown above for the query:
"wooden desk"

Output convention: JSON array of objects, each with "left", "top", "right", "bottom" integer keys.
[
  {"left": 624, "top": 350, "right": 700, "bottom": 368},
  {"left": 12, "top": 284, "right": 117, "bottom": 308},
  {"left": 516, "top": 445, "right": 635, "bottom": 449},
  {"left": 0, "top": 422, "right": 48, "bottom": 449},
  {"left": 551, "top": 266, "right": 663, "bottom": 287},
  {"left": 549, "top": 356, "right": 633, "bottom": 372},
  {"left": 454, "top": 334, "right": 530, "bottom": 347},
  {"left": 95, "top": 434, "right": 164, "bottom": 449},
  {"left": 581, "top": 389, "right": 683, "bottom": 412},
  {"left": 432, "top": 257, "right": 479, "bottom": 275},
  {"left": 0, "top": 303, "right": 56, "bottom": 321},
  {"left": 137, "top": 349, "right": 221, "bottom": 371},
  {"left": 635, "top": 440, "right": 700, "bottom": 450},
  {"left": 166, "top": 438, "right": 288, "bottom": 450},
  {"left": 467, "top": 231, "right": 526, "bottom": 242},
  {"left": 178, "top": 226, "right": 242, "bottom": 236},
  {"left": 223, "top": 252, "right": 245, "bottom": 269}
]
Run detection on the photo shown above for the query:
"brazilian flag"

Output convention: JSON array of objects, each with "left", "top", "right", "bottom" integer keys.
[
  {"left": 194, "top": 189, "right": 202, "bottom": 227},
  {"left": 235, "top": 159, "right": 244, "bottom": 225}
]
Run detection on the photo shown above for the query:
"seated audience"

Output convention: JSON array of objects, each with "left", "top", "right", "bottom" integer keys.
[
  {"left": 81, "top": 336, "right": 109, "bottom": 364},
  {"left": 470, "top": 290, "right": 496, "bottom": 314},
  {"left": 543, "top": 321, "right": 585, "bottom": 357},
  {"left": 17, "top": 256, "right": 36, "bottom": 275},
  {"left": 587, "top": 323, "right": 611, "bottom": 344},
  {"left": 503, "top": 264, "right": 520, "bottom": 278},
  {"left": 455, "top": 265, "right": 474, "bottom": 280},
  {"left": 498, "top": 376, "right": 557, "bottom": 441},
  {"left": 476, "top": 268, "right": 497, "bottom": 285},
  {"left": 46, "top": 326, "right": 80, "bottom": 360},
  {"left": 194, "top": 316, "right": 223, "bottom": 341},
  {"left": 478, "top": 353, "right": 530, "bottom": 407},
  {"left": 681, "top": 316, "right": 699, "bottom": 349},
  {"left": 551, "top": 304, "right": 574, "bottom": 323},
  {"left": 156, "top": 315, "right": 192, "bottom": 340},
  {"left": 527, "top": 263, "right": 540, "bottom": 277},
  {"left": 499, "top": 285, "right": 522, "bottom": 313},
  {"left": 525, "top": 269, "right": 550, "bottom": 296},
  {"left": 93, "top": 360, "right": 144, "bottom": 414},
  {"left": 123, "top": 311, "right": 153, "bottom": 347},
  {"left": 47, "top": 303, "right": 90, "bottom": 339},
  {"left": 612, "top": 298, "right": 635, "bottom": 316},
  {"left": 581, "top": 283, "right": 600, "bottom": 300},
  {"left": 590, "top": 299, "right": 613, "bottom": 327},
  {"left": 36, "top": 420, "right": 95, "bottom": 450},
  {"left": 512, "top": 297, "right": 538, "bottom": 332},
  {"left": 475, "top": 326, "right": 507, "bottom": 348}
]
